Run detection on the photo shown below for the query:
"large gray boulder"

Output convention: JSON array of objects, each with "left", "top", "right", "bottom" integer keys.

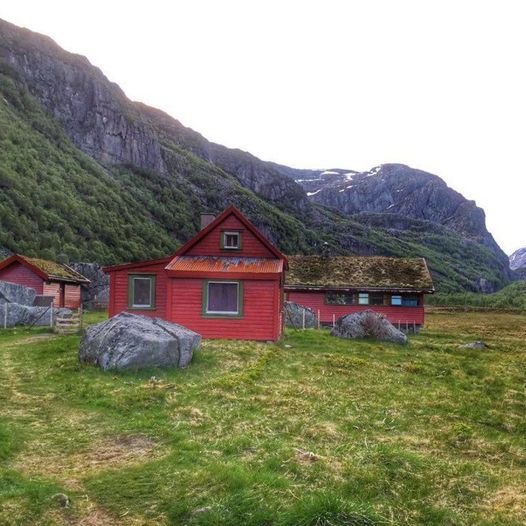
[
  {"left": 0, "top": 280, "right": 36, "bottom": 306},
  {"left": 331, "top": 310, "right": 408, "bottom": 344},
  {"left": 79, "top": 312, "right": 201, "bottom": 371},
  {"left": 284, "top": 301, "right": 318, "bottom": 328}
]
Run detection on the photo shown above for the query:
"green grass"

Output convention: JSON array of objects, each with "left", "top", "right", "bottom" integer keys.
[
  {"left": 0, "top": 311, "right": 525, "bottom": 525},
  {"left": 428, "top": 280, "right": 526, "bottom": 310}
]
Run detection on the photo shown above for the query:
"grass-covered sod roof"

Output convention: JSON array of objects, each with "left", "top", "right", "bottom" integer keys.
[
  {"left": 22, "top": 255, "right": 89, "bottom": 283},
  {"left": 286, "top": 255, "right": 434, "bottom": 291}
]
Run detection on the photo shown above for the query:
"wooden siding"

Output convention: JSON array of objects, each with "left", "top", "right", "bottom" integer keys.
[
  {"left": 185, "top": 216, "right": 274, "bottom": 258},
  {"left": 107, "top": 261, "right": 168, "bottom": 318},
  {"left": 170, "top": 278, "right": 281, "bottom": 340},
  {"left": 287, "top": 291, "right": 426, "bottom": 325},
  {"left": 42, "top": 282, "right": 61, "bottom": 307},
  {"left": 64, "top": 284, "right": 81, "bottom": 309},
  {"left": 0, "top": 261, "right": 44, "bottom": 293}
]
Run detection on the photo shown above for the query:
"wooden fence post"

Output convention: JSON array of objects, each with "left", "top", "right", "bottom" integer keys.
[
  {"left": 302, "top": 308, "right": 306, "bottom": 330},
  {"left": 332, "top": 314, "right": 335, "bottom": 328},
  {"left": 317, "top": 310, "right": 320, "bottom": 329},
  {"left": 4, "top": 303, "right": 7, "bottom": 329}
]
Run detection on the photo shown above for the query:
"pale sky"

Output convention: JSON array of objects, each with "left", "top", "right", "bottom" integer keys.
[{"left": 2, "top": 1, "right": 525, "bottom": 254}]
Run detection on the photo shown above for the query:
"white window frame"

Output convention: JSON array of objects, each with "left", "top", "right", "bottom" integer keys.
[
  {"left": 222, "top": 231, "right": 241, "bottom": 250},
  {"left": 206, "top": 281, "right": 240, "bottom": 315},
  {"left": 129, "top": 275, "right": 155, "bottom": 309},
  {"left": 358, "top": 292, "right": 369, "bottom": 305}
]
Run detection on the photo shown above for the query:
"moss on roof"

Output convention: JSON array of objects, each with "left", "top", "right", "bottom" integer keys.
[
  {"left": 23, "top": 256, "right": 89, "bottom": 283},
  {"left": 285, "top": 255, "right": 434, "bottom": 290}
]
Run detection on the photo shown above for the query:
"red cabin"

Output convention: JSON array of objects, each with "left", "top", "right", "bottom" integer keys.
[
  {"left": 0, "top": 254, "right": 90, "bottom": 308},
  {"left": 285, "top": 256, "right": 434, "bottom": 331},
  {"left": 104, "top": 207, "right": 287, "bottom": 341}
]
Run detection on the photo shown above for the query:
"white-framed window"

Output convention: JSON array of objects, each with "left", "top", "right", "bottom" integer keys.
[
  {"left": 391, "top": 295, "right": 402, "bottom": 306},
  {"left": 203, "top": 280, "right": 243, "bottom": 317},
  {"left": 128, "top": 274, "right": 156, "bottom": 309},
  {"left": 358, "top": 292, "right": 369, "bottom": 305},
  {"left": 222, "top": 231, "right": 241, "bottom": 250}
]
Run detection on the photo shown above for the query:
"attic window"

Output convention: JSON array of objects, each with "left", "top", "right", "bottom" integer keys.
[{"left": 222, "top": 231, "right": 241, "bottom": 250}]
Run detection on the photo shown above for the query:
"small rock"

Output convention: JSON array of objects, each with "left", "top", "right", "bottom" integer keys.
[
  {"left": 52, "top": 493, "right": 70, "bottom": 508},
  {"left": 192, "top": 506, "right": 213, "bottom": 516},
  {"left": 284, "top": 344, "right": 292, "bottom": 348},
  {"left": 459, "top": 341, "right": 488, "bottom": 350}
]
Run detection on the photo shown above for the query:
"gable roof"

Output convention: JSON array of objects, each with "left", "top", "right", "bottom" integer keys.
[
  {"left": 170, "top": 206, "right": 287, "bottom": 264},
  {"left": 285, "top": 255, "right": 434, "bottom": 292},
  {"left": 0, "top": 254, "right": 90, "bottom": 284}
]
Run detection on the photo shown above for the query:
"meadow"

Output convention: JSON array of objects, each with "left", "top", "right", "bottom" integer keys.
[{"left": 0, "top": 311, "right": 525, "bottom": 525}]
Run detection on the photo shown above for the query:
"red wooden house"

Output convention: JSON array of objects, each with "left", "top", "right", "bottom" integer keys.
[
  {"left": 104, "top": 207, "right": 287, "bottom": 341},
  {"left": 0, "top": 254, "right": 90, "bottom": 308},
  {"left": 285, "top": 255, "right": 434, "bottom": 331}
]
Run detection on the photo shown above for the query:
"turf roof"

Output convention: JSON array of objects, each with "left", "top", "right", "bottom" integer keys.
[
  {"left": 23, "top": 256, "right": 89, "bottom": 283},
  {"left": 285, "top": 255, "right": 434, "bottom": 291}
]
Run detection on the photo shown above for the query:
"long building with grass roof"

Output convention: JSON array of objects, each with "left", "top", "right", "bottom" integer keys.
[{"left": 285, "top": 255, "right": 434, "bottom": 331}]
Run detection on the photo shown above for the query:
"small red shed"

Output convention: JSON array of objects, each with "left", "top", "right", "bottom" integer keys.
[
  {"left": 285, "top": 256, "right": 434, "bottom": 331},
  {"left": 0, "top": 254, "right": 90, "bottom": 308},
  {"left": 104, "top": 207, "right": 288, "bottom": 341}
]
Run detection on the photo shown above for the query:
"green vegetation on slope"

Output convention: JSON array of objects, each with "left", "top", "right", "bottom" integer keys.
[
  {"left": 1, "top": 312, "right": 525, "bottom": 525},
  {"left": 428, "top": 280, "right": 526, "bottom": 310}
]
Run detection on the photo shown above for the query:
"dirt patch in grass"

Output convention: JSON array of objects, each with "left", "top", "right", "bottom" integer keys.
[{"left": 13, "top": 434, "right": 161, "bottom": 490}]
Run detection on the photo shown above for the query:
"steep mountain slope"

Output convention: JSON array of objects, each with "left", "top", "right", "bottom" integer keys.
[
  {"left": 510, "top": 247, "right": 526, "bottom": 271},
  {"left": 0, "top": 18, "right": 513, "bottom": 292}
]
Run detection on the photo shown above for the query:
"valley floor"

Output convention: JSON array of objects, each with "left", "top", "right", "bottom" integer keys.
[{"left": 0, "top": 312, "right": 525, "bottom": 525}]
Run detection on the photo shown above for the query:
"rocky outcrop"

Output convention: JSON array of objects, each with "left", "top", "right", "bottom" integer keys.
[
  {"left": 283, "top": 301, "right": 318, "bottom": 329},
  {"left": 331, "top": 310, "right": 407, "bottom": 344},
  {"left": 0, "top": 18, "right": 309, "bottom": 211},
  {"left": 0, "top": 280, "right": 36, "bottom": 305},
  {"left": 70, "top": 262, "right": 109, "bottom": 308},
  {"left": 510, "top": 247, "right": 526, "bottom": 272},
  {"left": 79, "top": 312, "right": 201, "bottom": 371}
]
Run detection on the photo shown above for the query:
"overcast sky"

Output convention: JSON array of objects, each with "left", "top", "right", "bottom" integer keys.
[{"left": 2, "top": 1, "right": 524, "bottom": 254}]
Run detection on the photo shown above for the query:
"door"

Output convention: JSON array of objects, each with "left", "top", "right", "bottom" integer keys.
[{"left": 59, "top": 283, "right": 66, "bottom": 308}]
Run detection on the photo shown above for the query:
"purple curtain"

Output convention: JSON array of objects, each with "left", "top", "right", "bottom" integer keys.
[{"left": 208, "top": 283, "right": 238, "bottom": 312}]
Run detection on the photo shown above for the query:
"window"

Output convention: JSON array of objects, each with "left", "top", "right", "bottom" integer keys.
[
  {"left": 203, "top": 281, "right": 243, "bottom": 317},
  {"left": 358, "top": 293, "right": 369, "bottom": 305},
  {"left": 391, "top": 295, "right": 402, "bottom": 306},
  {"left": 326, "top": 292, "right": 355, "bottom": 305},
  {"left": 128, "top": 275, "right": 156, "bottom": 309},
  {"left": 221, "top": 231, "right": 241, "bottom": 250},
  {"left": 402, "top": 296, "right": 419, "bottom": 307},
  {"left": 370, "top": 293, "right": 385, "bottom": 305}
]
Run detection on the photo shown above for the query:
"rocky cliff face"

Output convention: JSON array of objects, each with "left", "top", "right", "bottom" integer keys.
[
  {"left": 0, "top": 19, "right": 309, "bottom": 212},
  {"left": 291, "top": 163, "right": 506, "bottom": 259},
  {"left": 510, "top": 247, "right": 526, "bottom": 272}
]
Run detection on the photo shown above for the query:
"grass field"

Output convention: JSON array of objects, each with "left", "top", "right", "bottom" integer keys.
[{"left": 0, "top": 311, "right": 525, "bottom": 525}]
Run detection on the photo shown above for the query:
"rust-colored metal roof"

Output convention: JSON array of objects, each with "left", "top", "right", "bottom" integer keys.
[{"left": 166, "top": 256, "right": 283, "bottom": 274}]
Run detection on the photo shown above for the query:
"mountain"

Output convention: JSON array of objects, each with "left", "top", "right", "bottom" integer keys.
[
  {"left": 0, "top": 18, "right": 512, "bottom": 292},
  {"left": 509, "top": 247, "right": 526, "bottom": 270}
]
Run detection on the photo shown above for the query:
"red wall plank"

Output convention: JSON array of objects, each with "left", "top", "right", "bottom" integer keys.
[
  {"left": 287, "top": 291, "right": 425, "bottom": 325},
  {"left": 170, "top": 278, "right": 279, "bottom": 340},
  {"left": 107, "top": 261, "right": 169, "bottom": 318},
  {"left": 0, "top": 262, "right": 43, "bottom": 293}
]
